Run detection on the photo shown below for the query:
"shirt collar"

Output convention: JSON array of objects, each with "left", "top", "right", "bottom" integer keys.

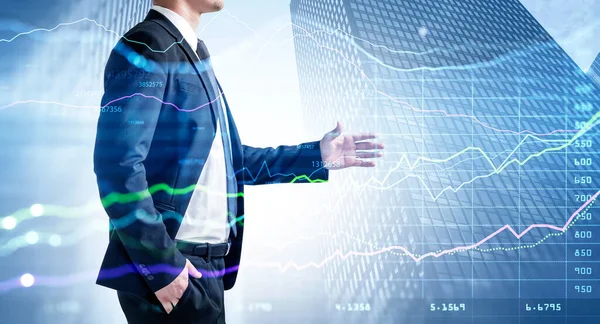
[{"left": 151, "top": 5, "right": 198, "bottom": 52}]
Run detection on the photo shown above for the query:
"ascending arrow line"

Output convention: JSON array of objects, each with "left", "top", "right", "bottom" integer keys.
[
  {"left": 416, "top": 190, "right": 600, "bottom": 261},
  {"left": 251, "top": 190, "right": 599, "bottom": 271}
]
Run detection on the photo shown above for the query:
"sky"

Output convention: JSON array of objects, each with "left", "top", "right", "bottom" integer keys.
[{"left": 521, "top": 0, "right": 600, "bottom": 71}]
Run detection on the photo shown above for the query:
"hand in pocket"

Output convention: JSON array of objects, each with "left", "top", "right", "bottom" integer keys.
[{"left": 154, "top": 259, "right": 203, "bottom": 314}]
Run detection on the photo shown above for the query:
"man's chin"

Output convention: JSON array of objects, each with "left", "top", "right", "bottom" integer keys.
[
  {"left": 197, "top": 1, "right": 224, "bottom": 14},
  {"left": 211, "top": 1, "right": 224, "bottom": 12}
]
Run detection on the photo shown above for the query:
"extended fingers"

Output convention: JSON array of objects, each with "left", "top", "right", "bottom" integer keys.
[
  {"left": 356, "top": 151, "right": 383, "bottom": 159},
  {"left": 355, "top": 142, "right": 385, "bottom": 150},
  {"left": 352, "top": 158, "right": 377, "bottom": 167},
  {"left": 352, "top": 132, "right": 378, "bottom": 141}
]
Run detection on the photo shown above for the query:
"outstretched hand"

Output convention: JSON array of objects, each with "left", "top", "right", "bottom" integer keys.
[{"left": 319, "top": 121, "right": 384, "bottom": 170}]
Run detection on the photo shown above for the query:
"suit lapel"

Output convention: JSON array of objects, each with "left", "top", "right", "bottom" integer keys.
[
  {"left": 145, "top": 10, "right": 218, "bottom": 129},
  {"left": 145, "top": 10, "right": 240, "bottom": 173}
]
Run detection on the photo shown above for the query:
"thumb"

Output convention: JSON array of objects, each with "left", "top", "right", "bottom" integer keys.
[
  {"left": 326, "top": 121, "right": 343, "bottom": 139},
  {"left": 186, "top": 260, "right": 203, "bottom": 278}
]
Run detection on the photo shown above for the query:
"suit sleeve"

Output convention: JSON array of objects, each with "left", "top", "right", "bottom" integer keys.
[
  {"left": 93, "top": 31, "right": 187, "bottom": 293},
  {"left": 242, "top": 141, "right": 329, "bottom": 185}
]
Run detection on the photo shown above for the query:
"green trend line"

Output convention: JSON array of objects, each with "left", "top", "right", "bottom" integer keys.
[
  {"left": 101, "top": 108, "right": 598, "bottom": 210},
  {"left": 1, "top": 112, "right": 597, "bottom": 228},
  {"left": 360, "top": 110, "right": 600, "bottom": 198},
  {"left": 0, "top": 174, "right": 324, "bottom": 229},
  {"left": 100, "top": 174, "right": 325, "bottom": 208}
]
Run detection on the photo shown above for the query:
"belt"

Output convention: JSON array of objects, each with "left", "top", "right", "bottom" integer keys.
[{"left": 175, "top": 240, "right": 230, "bottom": 259}]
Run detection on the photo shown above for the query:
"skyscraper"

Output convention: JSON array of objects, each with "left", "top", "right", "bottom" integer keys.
[
  {"left": 588, "top": 53, "right": 600, "bottom": 85},
  {"left": 291, "top": 1, "right": 599, "bottom": 323}
]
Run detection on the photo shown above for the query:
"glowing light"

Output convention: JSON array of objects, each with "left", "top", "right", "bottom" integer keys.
[
  {"left": 2, "top": 216, "right": 17, "bottom": 230},
  {"left": 20, "top": 274, "right": 34, "bottom": 287},
  {"left": 48, "top": 235, "right": 62, "bottom": 247},
  {"left": 418, "top": 26, "right": 428, "bottom": 37},
  {"left": 30, "top": 204, "right": 44, "bottom": 217},
  {"left": 25, "top": 231, "right": 39, "bottom": 244}
]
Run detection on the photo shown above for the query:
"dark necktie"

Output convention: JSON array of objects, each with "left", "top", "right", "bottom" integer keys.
[{"left": 196, "top": 39, "right": 238, "bottom": 237}]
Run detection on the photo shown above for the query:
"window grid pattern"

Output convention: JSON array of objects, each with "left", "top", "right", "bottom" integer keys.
[{"left": 291, "top": 0, "right": 600, "bottom": 322}]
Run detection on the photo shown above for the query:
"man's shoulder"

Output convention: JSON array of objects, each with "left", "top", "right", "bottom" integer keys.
[
  {"left": 118, "top": 20, "right": 174, "bottom": 56},
  {"left": 103, "top": 21, "right": 175, "bottom": 76},
  {"left": 124, "top": 20, "right": 167, "bottom": 40}
]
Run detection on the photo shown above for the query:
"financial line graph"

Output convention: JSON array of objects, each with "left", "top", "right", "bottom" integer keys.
[
  {"left": 288, "top": 21, "right": 594, "bottom": 135},
  {"left": 0, "top": 11, "right": 566, "bottom": 67},
  {"left": 287, "top": 0, "right": 600, "bottom": 322},
  {"left": 0, "top": 90, "right": 225, "bottom": 113},
  {"left": 248, "top": 192, "right": 598, "bottom": 272},
  {"left": 0, "top": 17, "right": 188, "bottom": 54},
  {"left": 357, "top": 114, "right": 599, "bottom": 199},
  {"left": 0, "top": 161, "right": 328, "bottom": 229},
  {"left": 2, "top": 4, "right": 600, "bottom": 324},
  {"left": 0, "top": 193, "right": 596, "bottom": 280},
  {"left": 1, "top": 113, "right": 592, "bottom": 228},
  {"left": 0, "top": 15, "right": 593, "bottom": 137},
  {"left": 1, "top": 107, "right": 596, "bottom": 232},
  {"left": 99, "top": 165, "right": 326, "bottom": 207},
  {"left": 3, "top": 12, "right": 592, "bottom": 233},
  {"left": 387, "top": 131, "right": 584, "bottom": 172}
]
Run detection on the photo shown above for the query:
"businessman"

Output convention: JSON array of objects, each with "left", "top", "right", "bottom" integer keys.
[{"left": 93, "top": 0, "right": 384, "bottom": 323}]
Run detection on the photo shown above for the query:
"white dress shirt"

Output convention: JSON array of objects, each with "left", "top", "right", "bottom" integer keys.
[{"left": 151, "top": 5, "right": 231, "bottom": 244}]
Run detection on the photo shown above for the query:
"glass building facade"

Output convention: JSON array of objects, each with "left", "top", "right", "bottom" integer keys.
[
  {"left": 291, "top": 0, "right": 600, "bottom": 323},
  {"left": 588, "top": 53, "right": 600, "bottom": 85}
]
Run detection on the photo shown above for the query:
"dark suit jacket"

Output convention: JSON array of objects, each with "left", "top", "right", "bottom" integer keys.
[{"left": 93, "top": 10, "right": 328, "bottom": 300}]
